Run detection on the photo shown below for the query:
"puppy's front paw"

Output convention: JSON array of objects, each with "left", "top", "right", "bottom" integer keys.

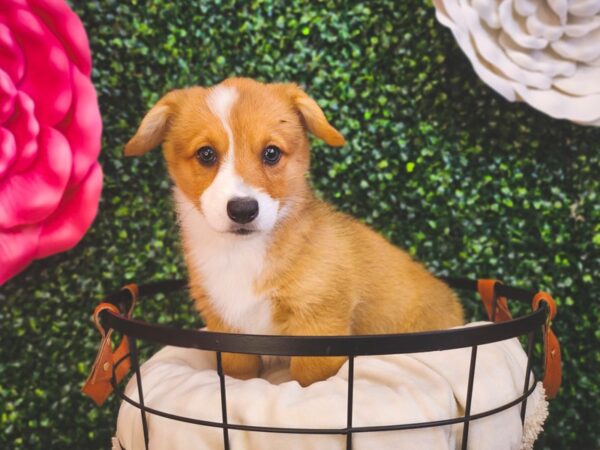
[
  {"left": 290, "top": 356, "right": 347, "bottom": 386},
  {"left": 221, "top": 353, "right": 261, "bottom": 380}
]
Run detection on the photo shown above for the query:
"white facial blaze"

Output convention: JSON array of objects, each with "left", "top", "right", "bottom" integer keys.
[{"left": 200, "top": 85, "right": 280, "bottom": 233}]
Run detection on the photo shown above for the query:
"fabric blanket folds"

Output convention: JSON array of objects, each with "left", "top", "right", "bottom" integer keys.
[{"left": 114, "top": 322, "right": 548, "bottom": 450}]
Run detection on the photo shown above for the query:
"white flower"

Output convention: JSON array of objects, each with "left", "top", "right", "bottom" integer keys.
[{"left": 433, "top": 0, "right": 600, "bottom": 126}]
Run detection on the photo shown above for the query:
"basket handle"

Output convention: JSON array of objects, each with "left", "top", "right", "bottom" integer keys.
[
  {"left": 477, "top": 279, "right": 513, "bottom": 322},
  {"left": 478, "top": 279, "right": 561, "bottom": 398},
  {"left": 82, "top": 284, "right": 138, "bottom": 405},
  {"left": 532, "top": 292, "right": 561, "bottom": 399}
]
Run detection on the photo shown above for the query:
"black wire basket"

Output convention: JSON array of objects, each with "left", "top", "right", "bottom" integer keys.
[{"left": 88, "top": 277, "right": 561, "bottom": 450}]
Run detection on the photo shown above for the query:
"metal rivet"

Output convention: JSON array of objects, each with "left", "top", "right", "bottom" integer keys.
[{"left": 103, "top": 362, "right": 111, "bottom": 371}]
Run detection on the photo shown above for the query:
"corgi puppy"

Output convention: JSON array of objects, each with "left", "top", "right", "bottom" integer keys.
[{"left": 125, "top": 78, "right": 464, "bottom": 386}]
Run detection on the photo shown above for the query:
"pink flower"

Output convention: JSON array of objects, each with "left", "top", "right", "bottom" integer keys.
[{"left": 0, "top": 0, "right": 102, "bottom": 285}]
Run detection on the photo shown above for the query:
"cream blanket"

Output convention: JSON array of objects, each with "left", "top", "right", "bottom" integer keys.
[{"left": 114, "top": 322, "right": 548, "bottom": 450}]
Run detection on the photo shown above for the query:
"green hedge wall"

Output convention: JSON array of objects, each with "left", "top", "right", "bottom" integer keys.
[{"left": 1, "top": 0, "right": 599, "bottom": 448}]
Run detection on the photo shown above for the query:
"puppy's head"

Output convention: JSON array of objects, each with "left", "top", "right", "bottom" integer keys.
[{"left": 125, "top": 78, "right": 344, "bottom": 236}]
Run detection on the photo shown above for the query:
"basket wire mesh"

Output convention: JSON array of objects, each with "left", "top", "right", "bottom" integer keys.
[{"left": 97, "top": 278, "right": 550, "bottom": 450}]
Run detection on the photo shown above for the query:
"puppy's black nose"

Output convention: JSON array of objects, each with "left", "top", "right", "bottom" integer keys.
[{"left": 227, "top": 197, "right": 259, "bottom": 224}]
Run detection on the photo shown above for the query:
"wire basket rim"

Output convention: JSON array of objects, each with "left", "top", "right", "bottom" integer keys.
[{"left": 99, "top": 276, "right": 548, "bottom": 357}]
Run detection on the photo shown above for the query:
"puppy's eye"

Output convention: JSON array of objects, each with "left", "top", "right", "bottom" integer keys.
[
  {"left": 195, "top": 146, "right": 217, "bottom": 166},
  {"left": 262, "top": 145, "right": 282, "bottom": 166}
]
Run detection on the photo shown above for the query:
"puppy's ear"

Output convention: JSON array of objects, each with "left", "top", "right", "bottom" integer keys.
[
  {"left": 124, "top": 89, "right": 185, "bottom": 157},
  {"left": 275, "top": 84, "right": 345, "bottom": 147}
]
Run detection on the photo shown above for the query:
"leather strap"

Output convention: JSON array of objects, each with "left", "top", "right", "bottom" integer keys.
[
  {"left": 121, "top": 283, "right": 139, "bottom": 317},
  {"left": 532, "top": 292, "right": 561, "bottom": 399},
  {"left": 82, "top": 284, "right": 138, "bottom": 405},
  {"left": 477, "top": 279, "right": 513, "bottom": 322}
]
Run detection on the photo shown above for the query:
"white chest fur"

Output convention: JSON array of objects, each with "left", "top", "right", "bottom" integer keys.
[{"left": 174, "top": 188, "right": 274, "bottom": 335}]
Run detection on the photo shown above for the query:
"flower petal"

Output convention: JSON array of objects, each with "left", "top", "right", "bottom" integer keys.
[
  {"left": 590, "top": 55, "right": 600, "bottom": 66},
  {"left": 0, "top": 21, "right": 25, "bottom": 84},
  {"left": 464, "top": 2, "right": 552, "bottom": 89},
  {"left": 563, "top": 15, "right": 600, "bottom": 38},
  {"left": 499, "top": 0, "right": 549, "bottom": 49},
  {"left": 568, "top": 0, "right": 600, "bottom": 17},
  {"left": 553, "top": 65, "right": 600, "bottom": 95},
  {"left": 472, "top": 0, "right": 501, "bottom": 28},
  {"left": 551, "top": 27, "right": 600, "bottom": 62},
  {"left": 57, "top": 66, "right": 101, "bottom": 185},
  {"left": 498, "top": 32, "right": 576, "bottom": 78},
  {"left": 2, "top": 5, "right": 72, "bottom": 125},
  {"left": 36, "top": 162, "right": 102, "bottom": 258},
  {"left": 27, "top": 0, "right": 92, "bottom": 76},
  {"left": 0, "top": 223, "right": 40, "bottom": 285},
  {"left": 0, "top": 126, "right": 16, "bottom": 177},
  {"left": 547, "top": 0, "right": 568, "bottom": 25},
  {"left": 0, "top": 67, "right": 16, "bottom": 123},
  {"left": 514, "top": 83, "right": 600, "bottom": 123},
  {"left": 4, "top": 91, "right": 40, "bottom": 173},
  {"left": 514, "top": 0, "right": 538, "bottom": 17},
  {"left": 0, "top": 126, "right": 71, "bottom": 228},
  {"left": 524, "top": 1, "right": 564, "bottom": 42}
]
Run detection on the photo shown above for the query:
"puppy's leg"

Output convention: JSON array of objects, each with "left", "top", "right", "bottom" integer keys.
[
  {"left": 286, "top": 319, "right": 350, "bottom": 386},
  {"left": 204, "top": 315, "right": 261, "bottom": 380},
  {"left": 290, "top": 355, "right": 347, "bottom": 387},
  {"left": 221, "top": 352, "right": 261, "bottom": 380}
]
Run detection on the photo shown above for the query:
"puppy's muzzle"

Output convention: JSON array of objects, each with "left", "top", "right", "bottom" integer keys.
[{"left": 227, "top": 197, "right": 259, "bottom": 224}]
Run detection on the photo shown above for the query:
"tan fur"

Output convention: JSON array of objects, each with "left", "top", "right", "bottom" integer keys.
[{"left": 125, "top": 78, "right": 464, "bottom": 386}]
